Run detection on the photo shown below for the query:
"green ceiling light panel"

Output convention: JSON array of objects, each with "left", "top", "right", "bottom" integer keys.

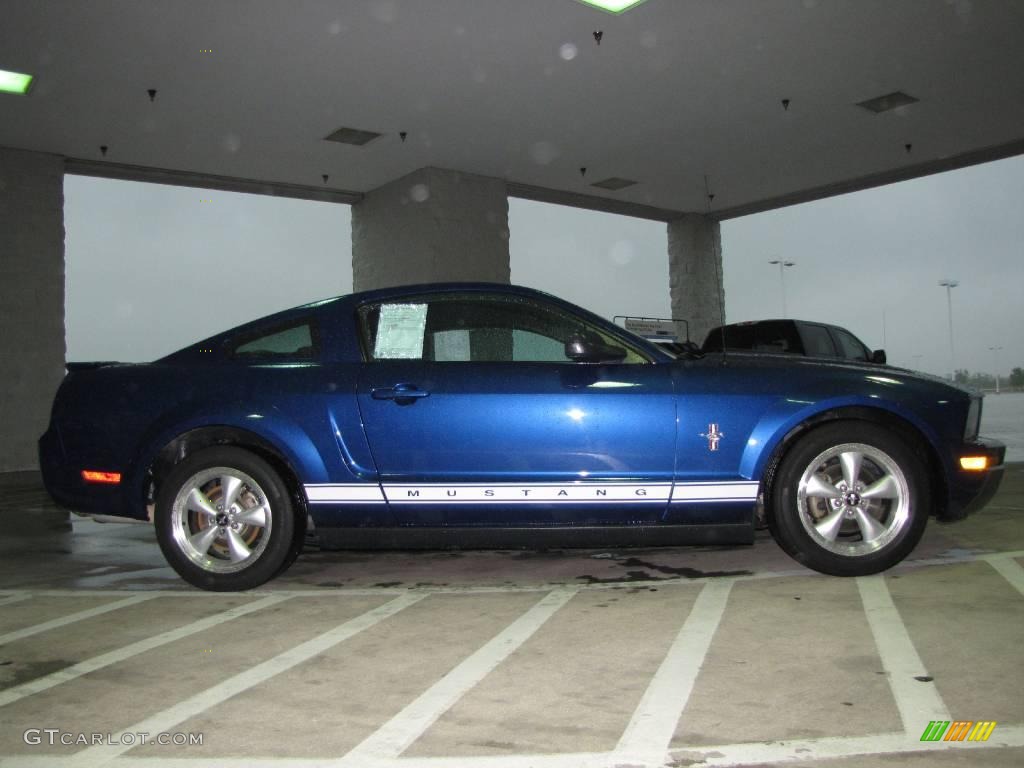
[
  {"left": 0, "top": 69, "right": 34, "bottom": 94},
  {"left": 576, "top": 0, "right": 649, "bottom": 13}
]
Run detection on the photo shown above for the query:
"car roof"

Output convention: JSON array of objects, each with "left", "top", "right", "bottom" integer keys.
[{"left": 161, "top": 282, "right": 675, "bottom": 363}]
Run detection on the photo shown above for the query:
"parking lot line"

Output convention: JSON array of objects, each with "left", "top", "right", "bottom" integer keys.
[
  {"left": 985, "top": 553, "right": 1024, "bottom": 596},
  {"left": 616, "top": 579, "right": 734, "bottom": 759},
  {"left": 0, "top": 593, "right": 30, "bottom": 608},
  {"left": 668, "top": 725, "right": 1024, "bottom": 767},
  {"left": 7, "top": 726, "right": 1015, "bottom": 768},
  {"left": 0, "top": 595, "right": 156, "bottom": 646},
  {"left": 65, "top": 593, "right": 425, "bottom": 766},
  {"left": 343, "top": 587, "right": 578, "bottom": 762},
  {"left": 0, "top": 594, "right": 291, "bottom": 708},
  {"left": 856, "top": 575, "right": 950, "bottom": 733}
]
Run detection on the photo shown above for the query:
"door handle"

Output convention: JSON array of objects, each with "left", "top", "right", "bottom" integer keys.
[{"left": 371, "top": 383, "right": 430, "bottom": 401}]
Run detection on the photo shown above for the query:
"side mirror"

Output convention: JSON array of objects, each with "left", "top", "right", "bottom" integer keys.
[
  {"left": 565, "top": 333, "right": 627, "bottom": 364},
  {"left": 871, "top": 349, "right": 887, "bottom": 364}
]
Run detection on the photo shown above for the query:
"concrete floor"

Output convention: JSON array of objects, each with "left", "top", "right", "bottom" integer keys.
[{"left": 0, "top": 467, "right": 1021, "bottom": 768}]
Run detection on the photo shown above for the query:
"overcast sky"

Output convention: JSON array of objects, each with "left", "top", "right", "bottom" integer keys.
[{"left": 65, "top": 153, "right": 1023, "bottom": 376}]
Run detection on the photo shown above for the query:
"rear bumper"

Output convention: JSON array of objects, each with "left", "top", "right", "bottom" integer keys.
[
  {"left": 940, "top": 437, "right": 1006, "bottom": 521},
  {"left": 38, "top": 427, "right": 137, "bottom": 519}
]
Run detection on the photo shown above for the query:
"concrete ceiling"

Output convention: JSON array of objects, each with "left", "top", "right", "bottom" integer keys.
[{"left": 2, "top": 0, "right": 1023, "bottom": 220}]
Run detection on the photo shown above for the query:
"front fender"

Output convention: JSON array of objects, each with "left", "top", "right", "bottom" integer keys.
[{"left": 740, "top": 395, "right": 946, "bottom": 481}]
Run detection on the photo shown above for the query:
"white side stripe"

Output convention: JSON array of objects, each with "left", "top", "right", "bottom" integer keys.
[
  {"left": 671, "top": 482, "right": 759, "bottom": 503},
  {"left": 305, "top": 484, "right": 386, "bottom": 503},
  {"left": 385, "top": 484, "right": 670, "bottom": 503},
  {"left": 305, "top": 481, "right": 758, "bottom": 505}
]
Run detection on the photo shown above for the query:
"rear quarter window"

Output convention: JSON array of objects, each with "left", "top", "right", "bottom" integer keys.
[{"left": 230, "top": 321, "right": 318, "bottom": 360}]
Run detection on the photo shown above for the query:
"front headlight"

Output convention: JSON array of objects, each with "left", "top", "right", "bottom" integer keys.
[{"left": 964, "top": 397, "right": 982, "bottom": 441}]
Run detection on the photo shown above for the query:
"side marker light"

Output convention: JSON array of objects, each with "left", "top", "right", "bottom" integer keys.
[
  {"left": 82, "top": 470, "right": 122, "bottom": 484},
  {"left": 959, "top": 456, "right": 988, "bottom": 471}
]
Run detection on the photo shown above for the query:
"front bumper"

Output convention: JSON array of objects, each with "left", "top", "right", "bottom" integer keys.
[{"left": 941, "top": 437, "right": 1006, "bottom": 521}]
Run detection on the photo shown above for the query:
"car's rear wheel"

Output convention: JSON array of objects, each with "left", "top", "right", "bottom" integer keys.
[
  {"left": 770, "top": 422, "right": 929, "bottom": 576},
  {"left": 155, "top": 447, "right": 295, "bottom": 591}
]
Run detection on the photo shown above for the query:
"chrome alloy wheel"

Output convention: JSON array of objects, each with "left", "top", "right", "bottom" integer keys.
[
  {"left": 796, "top": 442, "right": 910, "bottom": 557},
  {"left": 169, "top": 467, "right": 273, "bottom": 573}
]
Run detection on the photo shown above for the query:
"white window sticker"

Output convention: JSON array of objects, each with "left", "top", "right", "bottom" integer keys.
[
  {"left": 374, "top": 303, "right": 428, "bottom": 359},
  {"left": 433, "top": 330, "right": 471, "bottom": 361}
]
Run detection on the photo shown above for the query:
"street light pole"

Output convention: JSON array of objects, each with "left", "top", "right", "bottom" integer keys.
[
  {"left": 938, "top": 279, "right": 958, "bottom": 380},
  {"left": 769, "top": 259, "right": 795, "bottom": 317},
  {"left": 989, "top": 345, "right": 1003, "bottom": 394}
]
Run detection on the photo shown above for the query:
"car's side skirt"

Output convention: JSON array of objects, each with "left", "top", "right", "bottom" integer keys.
[{"left": 313, "top": 522, "right": 754, "bottom": 550}]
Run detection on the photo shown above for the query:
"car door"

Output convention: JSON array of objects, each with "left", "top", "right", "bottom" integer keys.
[{"left": 354, "top": 291, "right": 677, "bottom": 526}]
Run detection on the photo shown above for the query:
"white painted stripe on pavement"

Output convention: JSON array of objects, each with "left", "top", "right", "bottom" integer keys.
[
  {"left": 0, "top": 594, "right": 292, "bottom": 708},
  {"left": 343, "top": 587, "right": 579, "bottom": 761},
  {"left": 0, "top": 593, "right": 30, "bottom": 608},
  {"left": 616, "top": 579, "right": 734, "bottom": 757},
  {"left": 985, "top": 554, "right": 1024, "bottom": 597},
  {"left": 65, "top": 593, "right": 425, "bottom": 767},
  {"left": 0, "top": 594, "right": 156, "bottom": 646},
  {"left": 856, "top": 575, "right": 949, "bottom": 733},
  {"left": 670, "top": 725, "right": 1024, "bottom": 767}
]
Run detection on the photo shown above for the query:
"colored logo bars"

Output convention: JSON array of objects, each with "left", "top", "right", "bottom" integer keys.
[{"left": 920, "top": 720, "right": 997, "bottom": 742}]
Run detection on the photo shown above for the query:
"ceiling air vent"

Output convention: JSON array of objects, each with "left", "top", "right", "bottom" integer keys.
[
  {"left": 324, "top": 126, "right": 383, "bottom": 146},
  {"left": 856, "top": 91, "right": 918, "bottom": 114},
  {"left": 590, "top": 177, "right": 638, "bottom": 191}
]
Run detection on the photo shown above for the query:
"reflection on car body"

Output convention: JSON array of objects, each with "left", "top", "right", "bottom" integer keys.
[{"left": 40, "top": 283, "right": 1004, "bottom": 590}]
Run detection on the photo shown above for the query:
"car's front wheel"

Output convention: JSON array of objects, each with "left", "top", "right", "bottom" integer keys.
[
  {"left": 770, "top": 422, "right": 930, "bottom": 576},
  {"left": 155, "top": 447, "right": 295, "bottom": 591}
]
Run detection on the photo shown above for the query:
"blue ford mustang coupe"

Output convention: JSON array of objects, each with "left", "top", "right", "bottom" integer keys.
[{"left": 40, "top": 283, "right": 1004, "bottom": 591}]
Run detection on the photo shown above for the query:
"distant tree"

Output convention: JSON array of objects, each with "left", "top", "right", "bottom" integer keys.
[
  {"left": 1011, "top": 367, "right": 1024, "bottom": 388},
  {"left": 951, "top": 370, "right": 997, "bottom": 389},
  {"left": 969, "top": 372, "right": 996, "bottom": 389}
]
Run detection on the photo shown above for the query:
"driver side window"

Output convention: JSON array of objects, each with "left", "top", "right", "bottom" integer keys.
[{"left": 359, "top": 294, "right": 649, "bottom": 363}]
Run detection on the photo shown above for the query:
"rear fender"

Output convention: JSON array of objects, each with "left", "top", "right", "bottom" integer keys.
[{"left": 129, "top": 405, "right": 332, "bottom": 512}]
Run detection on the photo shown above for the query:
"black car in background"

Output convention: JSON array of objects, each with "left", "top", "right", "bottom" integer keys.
[{"left": 702, "top": 319, "right": 887, "bottom": 364}]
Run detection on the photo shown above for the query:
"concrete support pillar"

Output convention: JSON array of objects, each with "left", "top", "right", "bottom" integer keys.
[
  {"left": 0, "top": 148, "right": 66, "bottom": 471},
  {"left": 352, "top": 167, "right": 510, "bottom": 291},
  {"left": 667, "top": 213, "right": 725, "bottom": 346}
]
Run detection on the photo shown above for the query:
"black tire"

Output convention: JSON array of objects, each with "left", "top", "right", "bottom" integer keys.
[
  {"left": 769, "top": 421, "right": 930, "bottom": 576},
  {"left": 155, "top": 446, "right": 295, "bottom": 591},
  {"left": 275, "top": 509, "right": 307, "bottom": 578}
]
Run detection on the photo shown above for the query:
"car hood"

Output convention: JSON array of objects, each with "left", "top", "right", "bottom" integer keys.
[{"left": 690, "top": 352, "right": 977, "bottom": 396}]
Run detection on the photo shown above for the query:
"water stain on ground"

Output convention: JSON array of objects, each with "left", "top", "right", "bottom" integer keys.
[
  {"left": 0, "top": 659, "right": 71, "bottom": 688},
  {"left": 577, "top": 558, "right": 750, "bottom": 583}
]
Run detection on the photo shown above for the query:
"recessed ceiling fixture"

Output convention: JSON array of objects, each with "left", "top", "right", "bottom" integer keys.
[
  {"left": 0, "top": 68, "right": 33, "bottom": 95},
  {"left": 324, "top": 126, "right": 382, "bottom": 146},
  {"left": 591, "top": 177, "right": 637, "bottom": 191},
  {"left": 576, "top": 0, "right": 648, "bottom": 15},
  {"left": 856, "top": 91, "right": 918, "bottom": 114}
]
